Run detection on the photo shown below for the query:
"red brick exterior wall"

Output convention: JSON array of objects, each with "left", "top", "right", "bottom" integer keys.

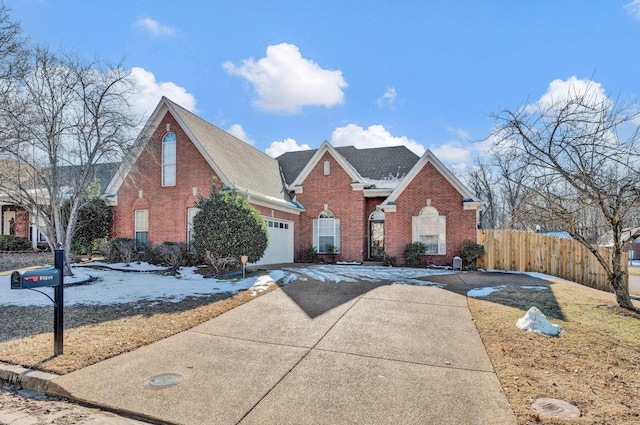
[
  {"left": 296, "top": 152, "right": 366, "bottom": 262},
  {"left": 111, "top": 112, "right": 300, "bottom": 247},
  {"left": 112, "top": 112, "right": 223, "bottom": 245},
  {"left": 384, "top": 162, "right": 477, "bottom": 266},
  {"left": 110, "top": 113, "right": 476, "bottom": 264}
]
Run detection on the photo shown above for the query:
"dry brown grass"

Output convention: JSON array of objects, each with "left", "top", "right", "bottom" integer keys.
[
  {"left": 468, "top": 279, "right": 640, "bottom": 425},
  {"left": 0, "top": 282, "right": 280, "bottom": 374},
  {"left": 1, "top": 252, "right": 283, "bottom": 374},
  {"left": 628, "top": 266, "right": 640, "bottom": 276}
]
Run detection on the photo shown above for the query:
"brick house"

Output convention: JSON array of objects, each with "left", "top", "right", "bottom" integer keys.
[
  {"left": 106, "top": 97, "right": 482, "bottom": 265},
  {"left": 0, "top": 163, "right": 118, "bottom": 249}
]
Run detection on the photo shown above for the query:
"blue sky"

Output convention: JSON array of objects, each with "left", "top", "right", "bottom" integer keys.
[{"left": 6, "top": 0, "right": 640, "bottom": 171}]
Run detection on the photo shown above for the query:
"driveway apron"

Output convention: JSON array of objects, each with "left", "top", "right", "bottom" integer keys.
[{"left": 50, "top": 276, "right": 516, "bottom": 425}]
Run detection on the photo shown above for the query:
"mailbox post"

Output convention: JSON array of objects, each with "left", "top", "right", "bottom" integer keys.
[
  {"left": 10, "top": 249, "right": 65, "bottom": 356},
  {"left": 53, "top": 249, "right": 64, "bottom": 356}
]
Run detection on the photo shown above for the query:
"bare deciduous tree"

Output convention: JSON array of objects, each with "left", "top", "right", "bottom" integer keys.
[
  {"left": 0, "top": 46, "right": 139, "bottom": 273},
  {"left": 466, "top": 157, "right": 498, "bottom": 229},
  {"left": 491, "top": 82, "right": 640, "bottom": 309},
  {"left": 0, "top": 1, "right": 27, "bottom": 93}
]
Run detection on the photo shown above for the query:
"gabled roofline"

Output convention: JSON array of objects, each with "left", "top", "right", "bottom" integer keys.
[
  {"left": 288, "top": 141, "right": 364, "bottom": 190},
  {"left": 381, "top": 149, "right": 481, "bottom": 209},
  {"left": 104, "top": 97, "right": 234, "bottom": 204}
]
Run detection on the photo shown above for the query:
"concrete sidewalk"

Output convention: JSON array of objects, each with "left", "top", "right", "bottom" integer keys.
[{"left": 46, "top": 278, "right": 516, "bottom": 424}]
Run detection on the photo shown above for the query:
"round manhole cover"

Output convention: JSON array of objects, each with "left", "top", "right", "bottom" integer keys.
[
  {"left": 532, "top": 398, "right": 580, "bottom": 419},
  {"left": 145, "top": 373, "right": 183, "bottom": 389}
]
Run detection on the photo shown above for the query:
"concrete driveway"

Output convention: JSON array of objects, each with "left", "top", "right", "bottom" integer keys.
[{"left": 49, "top": 274, "right": 516, "bottom": 424}]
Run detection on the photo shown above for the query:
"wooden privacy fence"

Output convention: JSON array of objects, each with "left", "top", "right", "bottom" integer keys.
[{"left": 477, "top": 229, "right": 628, "bottom": 293}]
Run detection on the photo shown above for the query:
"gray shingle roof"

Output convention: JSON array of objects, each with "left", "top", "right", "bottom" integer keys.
[
  {"left": 277, "top": 145, "right": 420, "bottom": 186},
  {"left": 59, "top": 162, "right": 121, "bottom": 194},
  {"left": 167, "top": 100, "right": 289, "bottom": 201}
]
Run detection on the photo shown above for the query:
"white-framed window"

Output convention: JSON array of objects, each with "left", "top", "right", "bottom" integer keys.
[
  {"left": 134, "top": 209, "right": 149, "bottom": 248},
  {"left": 323, "top": 160, "right": 330, "bottom": 175},
  {"left": 162, "top": 132, "right": 177, "bottom": 186},
  {"left": 412, "top": 206, "right": 446, "bottom": 254},
  {"left": 187, "top": 207, "right": 199, "bottom": 250},
  {"left": 313, "top": 209, "right": 340, "bottom": 253}
]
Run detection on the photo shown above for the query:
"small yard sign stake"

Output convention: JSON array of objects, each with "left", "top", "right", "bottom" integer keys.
[{"left": 241, "top": 255, "right": 249, "bottom": 278}]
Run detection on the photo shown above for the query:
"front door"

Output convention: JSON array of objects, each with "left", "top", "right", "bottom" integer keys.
[
  {"left": 369, "top": 220, "right": 385, "bottom": 260},
  {"left": 3, "top": 210, "right": 16, "bottom": 235}
]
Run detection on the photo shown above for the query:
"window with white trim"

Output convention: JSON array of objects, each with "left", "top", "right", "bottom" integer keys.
[
  {"left": 313, "top": 209, "right": 340, "bottom": 253},
  {"left": 134, "top": 209, "right": 149, "bottom": 248},
  {"left": 412, "top": 206, "right": 446, "bottom": 254},
  {"left": 187, "top": 207, "right": 199, "bottom": 250},
  {"left": 162, "top": 132, "right": 176, "bottom": 186}
]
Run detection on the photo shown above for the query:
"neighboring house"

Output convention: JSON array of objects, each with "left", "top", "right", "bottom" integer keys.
[
  {"left": 621, "top": 228, "right": 640, "bottom": 261},
  {"left": 0, "top": 162, "right": 119, "bottom": 249},
  {"left": 596, "top": 227, "right": 640, "bottom": 260},
  {"left": 106, "top": 97, "right": 482, "bottom": 265}
]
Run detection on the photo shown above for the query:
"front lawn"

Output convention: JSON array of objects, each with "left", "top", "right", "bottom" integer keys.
[{"left": 469, "top": 278, "right": 640, "bottom": 424}]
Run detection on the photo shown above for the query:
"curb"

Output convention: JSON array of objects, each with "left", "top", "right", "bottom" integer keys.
[{"left": 0, "top": 361, "right": 59, "bottom": 394}]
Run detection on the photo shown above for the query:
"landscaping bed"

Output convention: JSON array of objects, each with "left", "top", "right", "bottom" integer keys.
[{"left": 0, "top": 251, "right": 53, "bottom": 273}]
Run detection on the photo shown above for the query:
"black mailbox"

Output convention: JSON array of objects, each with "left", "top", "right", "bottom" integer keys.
[{"left": 11, "top": 268, "right": 62, "bottom": 289}]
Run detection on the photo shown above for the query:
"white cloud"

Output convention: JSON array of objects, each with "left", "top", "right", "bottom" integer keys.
[
  {"left": 227, "top": 124, "right": 255, "bottom": 146},
  {"left": 625, "top": 0, "right": 640, "bottom": 18},
  {"left": 446, "top": 126, "right": 471, "bottom": 141},
  {"left": 266, "top": 138, "right": 312, "bottom": 158},
  {"left": 222, "top": 43, "right": 348, "bottom": 114},
  {"left": 134, "top": 17, "right": 176, "bottom": 36},
  {"left": 330, "top": 124, "right": 425, "bottom": 156},
  {"left": 525, "top": 76, "right": 610, "bottom": 115},
  {"left": 376, "top": 87, "right": 397, "bottom": 109},
  {"left": 430, "top": 141, "right": 472, "bottom": 166},
  {"left": 129, "top": 67, "right": 197, "bottom": 119}
]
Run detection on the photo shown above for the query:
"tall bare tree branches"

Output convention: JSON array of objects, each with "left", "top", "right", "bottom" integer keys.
[
  {"left": 490, "top": 82, "right": 640, "bottom": 309},
  {"left": 0, "top": 45, "right": 139, "bottom": 273}
]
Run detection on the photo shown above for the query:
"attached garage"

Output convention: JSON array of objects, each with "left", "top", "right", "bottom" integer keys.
[{"left": 252, "top": 217, "right": 294, "bottom": 266}]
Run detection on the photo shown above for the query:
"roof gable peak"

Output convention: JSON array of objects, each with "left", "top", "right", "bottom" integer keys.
[{"left": 288, "top": 141, "right": 363, "bottom": 188}]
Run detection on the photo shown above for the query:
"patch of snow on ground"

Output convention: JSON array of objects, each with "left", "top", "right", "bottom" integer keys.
[
  {"left": 1, "top": 264, "right": 453, "bottom": 307},
  {"left": 0, "top": 266, "right": 293, "bottom": 307},
  {"left": 249, "top": 275, "right": 275, "bottom": 296},
  {"left": 516, "top": 306, "right": 563, "bottom": 336},
  {"left": 467, "top": 287, "right": 500, "bottom": 297},
  {"left": 521, "top": 285, "right": 549, "bottom": 290},
  {"left": 285, "top": 265, "right": 451, "bottom": 284},
  {"left": 177, "top": 267, "right": 205, "bottom": 280}
]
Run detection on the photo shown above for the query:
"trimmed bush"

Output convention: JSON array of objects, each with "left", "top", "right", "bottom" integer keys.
[
  {"left": 0, "top": 235, "right": 31, "bottom": 251},
  {"left": 63, "top": 198, "right": 113, "bottom": 255},
  {"left": 152, "top": 242, "right": 190, "bottom": 271},
  {"left": 460, "top": 240, "right": 484, "bottom": 270},
  {"left": 303, "top": 245, "right": 318, "bottom": 263},
  {"left": 106, "top": 238, "right": 136, "bottom": 265},
  {"left": 325, "top": 244, "right": 338, "bottom": 264},
  {"left": 192, "top": 186, "right": 268, "bottom": 275},
  {"left": 403, "top": 242, "right": 426, "bottom": 267},
  {"left": 383, "top": 255, "right": 397, "bottom": 267}
]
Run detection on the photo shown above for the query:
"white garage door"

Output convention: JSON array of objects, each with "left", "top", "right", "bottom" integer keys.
[{"left": 252, "top": 218, "right": 294, "bottom": 266}]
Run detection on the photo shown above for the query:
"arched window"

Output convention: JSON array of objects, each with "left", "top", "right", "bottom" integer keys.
[
  {"left": 313, "top": 209, "right": 340, "bottom": 253},
  {"left": 162, "top": 132, "right": 177, "bottom": 186},
  {"left": 412, "top": 205, "right": 446, "bottom": 254}
]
